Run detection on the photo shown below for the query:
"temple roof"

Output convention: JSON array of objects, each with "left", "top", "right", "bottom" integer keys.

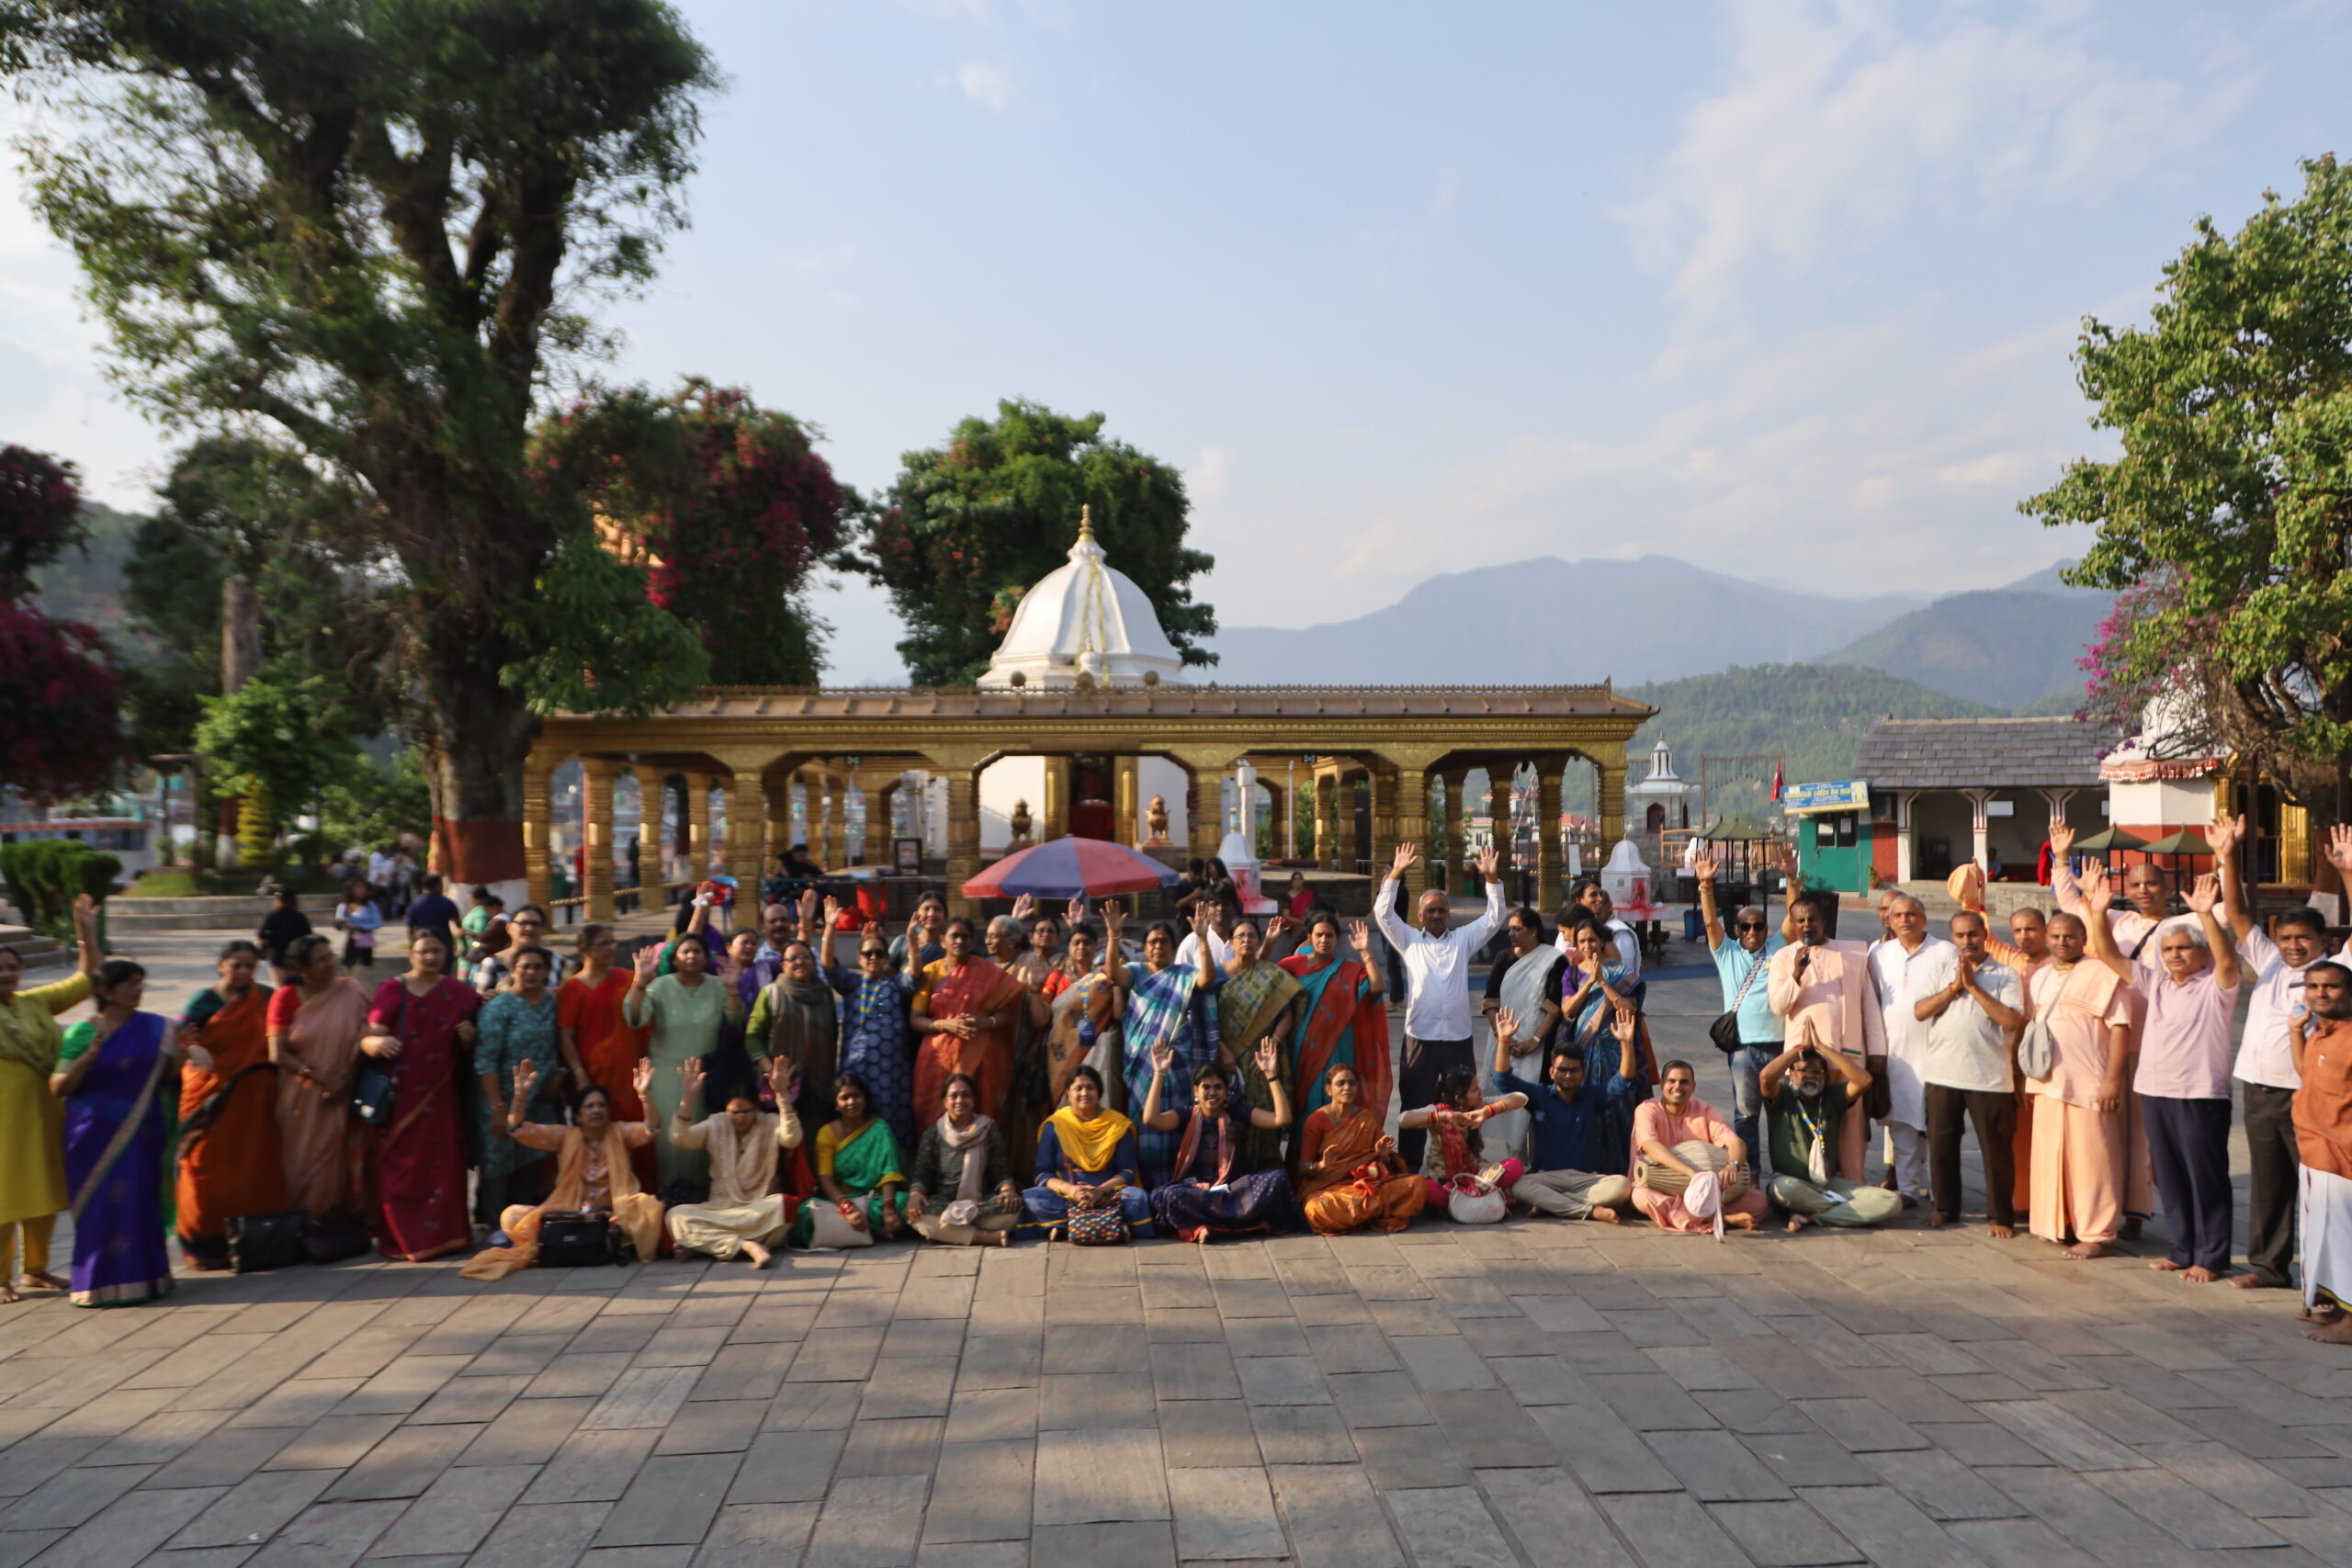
[
  {"left": 667, "top": 684, "right": 1654, "bottom": 717},
  {"left": 1857, "top": 716, "right": 2117, "bottom": 789},
  {"left": 978, "top": 509, "right": 1186, "bottom": 690}
]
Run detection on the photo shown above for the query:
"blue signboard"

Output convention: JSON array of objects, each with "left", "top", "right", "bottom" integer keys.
[{"left": 1781, "top": 780, "right": 1871, "bottom": 816}]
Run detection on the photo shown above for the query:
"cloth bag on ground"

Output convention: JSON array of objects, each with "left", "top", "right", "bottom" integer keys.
[
  {"left": 806, "top": 1201, "right": 876, "bottom": 1250},
  {"left": 1445, "top": 1171, "right": 1507, "bottom": 1224},
  {"left": 1634, "top": 1139, "right": 1749, "bottom": 1201}
]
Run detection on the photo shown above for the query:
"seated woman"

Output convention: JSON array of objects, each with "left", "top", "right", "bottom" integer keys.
[
  {"left": 459, "top": 1058, "right": 663, "bottom": 1280},
  {"left": 1296, "top": 1061, "right": 1425, "bottom": 1235},
  {"left": 790, "top": 1073, "right": 908, "bottom": 1246},
  {"left": 1142, "top": 1037, "right": 1301, "bottom": 1244},
  {"left": 907, "top": 1072, "right": 1023, "bottom": 1247},
  {"left": 1398, "top": 1066, "right": 1529, "bottom": 1214},
  {"left": 663, "top": 1055, "right": 803, "bottom": 1268},
  {"left": 1023, "top": 1066, "right": 1152, "bottom": 1240}
]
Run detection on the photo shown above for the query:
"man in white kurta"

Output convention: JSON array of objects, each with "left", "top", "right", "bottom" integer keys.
[{"left": 1865, "top": 893, "right": 1951, "bottom": 1203}]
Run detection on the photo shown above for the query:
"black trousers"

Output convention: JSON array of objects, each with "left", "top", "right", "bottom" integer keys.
[
  {"left": 1397, "top": 1034, "right": 1473, "bottom": 1173},
  {"left": 1925, "top": 1083, "right": 2018, "bottom": 1227},
  {"left": 2243, "top": 1082, "right": 2299, "bottom": 1286},
  {"left": 2143, "top": 1094, "right": 2234, "bottom": 1272}
]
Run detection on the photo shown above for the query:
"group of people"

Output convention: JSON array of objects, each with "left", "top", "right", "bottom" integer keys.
[{"left": 1690, "top": 815, "right": 2352, "bottom": 1339}]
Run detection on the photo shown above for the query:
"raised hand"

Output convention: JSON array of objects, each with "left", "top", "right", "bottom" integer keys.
[
  {"left": 678, "top": 1055, "right": 706, "bottom": 1106},
  {"left": 631, "top": 943, "right": 660, "bottom": 983},
  {"left": 1772, "top": 840, "right": 1799, "bottom": 880},
  {"left": 631, "top": 1057, "right": 654, "bottom": 1105},
  {"left": 2208, "top": 815, "right": 2244, "bottom": 860},
  {"left": 1347, "top": 919, "right": 1374, "bottom": 956},
  {"left": 1065, "top": 897, "right": 1086, "bottom": 928},
  {"left": 1476, "top": 841, "right": 1501, "bottom": 880},
  {"left": 1149, "top": 1041, "right": 1175, "bottom": 1076},
  {"left": 2084, "top": 875, "right": 2115, "bottom": 915},
  {"left": 513, "top": 1057, "right": 539, "bottom": 1101},
  {"left": 1612, "top": 1005, "right": 1639, "bottom": 1043},
  {"left": 2328, "top": 823, "right": 2352, "bottom": 877},
  {"left": 1265, "top": 912, "right": 1290, "bottom": 940},
  {"left": 1496, "top": 1005, "right": 1521, "bottom": 1044},
  {"left": 861, "top": 919, "right": 883, "bottom": 943},
  {"left": 2185, "top": 873, "right": 2221, "bottom": 916},
  {"left": 2048, "top": 818, "right": 2075, "bottom": 859},
  {"left": 1103, "top": 901, "right": 1126, "bottom": 937},
  {"left": 1253, "top": 1036, "right": 1280, "bottom": 1077},
  {"left": 1389, "top": 841, "right": 1419, "bottom": 878},
  {"left": 1690, "top": 850, "right": 1719, "bottom": 884},
  {"left": 821, "top": 895, "right": 842, "bottom": 931},
  {"left": 1011, "top": 893, "right": 1036, "bottom": 924}
]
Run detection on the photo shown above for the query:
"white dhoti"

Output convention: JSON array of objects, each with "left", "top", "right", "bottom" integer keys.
[
  {"left": 2301, "top": 1166, "right": 2352, "bottom": 1314},
  {"left": 667, "top": 1192, "right": 793, "bottom": 1259}
]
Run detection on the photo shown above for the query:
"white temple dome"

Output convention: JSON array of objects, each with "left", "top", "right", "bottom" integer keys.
[{"left": 979, "top": 508, "right": 1188, "bottom": 690}]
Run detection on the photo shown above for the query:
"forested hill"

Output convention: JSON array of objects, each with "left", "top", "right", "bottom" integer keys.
[{"left": 1621, "top": 662, "right": 2007, "bottom": 800}]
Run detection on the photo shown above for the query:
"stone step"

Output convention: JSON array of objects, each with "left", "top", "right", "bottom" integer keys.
[
  {"left": 104, "top": 894, "right": 276, "bottom": 931},
  {"left": 0, "top": 924, "right": 67, "bottom": 971}
]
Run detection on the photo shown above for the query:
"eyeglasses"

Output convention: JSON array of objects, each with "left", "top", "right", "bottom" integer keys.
[
  {"left": 1734, "top": 920, "right": 1767, "bottom": 931},
  {"left": 859, "top": 949, "right": 888, "bottom": 961}
]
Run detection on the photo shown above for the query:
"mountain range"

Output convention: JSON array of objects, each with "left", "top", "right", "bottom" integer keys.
[{"left": 1206, "top": 552, "right": 2108, "bottom": 710}]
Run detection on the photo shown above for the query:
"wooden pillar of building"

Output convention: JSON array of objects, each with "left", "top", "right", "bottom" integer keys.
[
  {"left": 523, "top": 751, "right": 557, "bottom": 912},
  {"left": 1309, "top": 771, "right": 1331, "bottom": 870},
  {"left": 923, "top": 751, "right": 986, "bottom": 918},
  {"left": 762, "top": 770, "right": 789, "bottom": 878},
  {"left": 582, "top": 759, "right": 617, "bottom": 922},
  {"left": 1534, "top": 761, "right": 1565, "bottom": 916}
]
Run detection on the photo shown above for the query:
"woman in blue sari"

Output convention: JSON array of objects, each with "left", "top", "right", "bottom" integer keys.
[
  {"left": 51, "top": 960, "right": 183, "bottom": 1307},
  {"left": 1119, "top": 908, "right": 1222, "bottom": 1189},
  {"left": 1143, "top": 1036, "right": 1302, "bottom": 1243},
  {"left": 1555, "top": 919, "right": 1656, "bottom": 1157}
]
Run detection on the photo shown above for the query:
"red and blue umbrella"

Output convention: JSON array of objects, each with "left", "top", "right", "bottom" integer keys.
[{"left": 960, "top": 837, "right": 1182, "bottom": 900}]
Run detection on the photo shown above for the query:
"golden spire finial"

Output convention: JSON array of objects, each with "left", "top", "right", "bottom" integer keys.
[{"left": 1078, "top": 504, "right": 1093, "bottom": 542}]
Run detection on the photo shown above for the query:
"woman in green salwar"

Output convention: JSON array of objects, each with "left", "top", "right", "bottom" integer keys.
[
  {"left": 1217, "top": 919, "right": 1304, "bottom": 1173},
  {"left": 791, "top": 1072, "right": 909, "bottom": 1244}
]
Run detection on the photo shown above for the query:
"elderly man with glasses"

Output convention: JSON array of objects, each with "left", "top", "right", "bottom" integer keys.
[{"left": 1694, "top": 845, "right": 1802, "bottom": 1164}]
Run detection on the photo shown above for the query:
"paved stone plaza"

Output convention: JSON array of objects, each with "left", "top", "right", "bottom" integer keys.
[{"left": 5, "top": 932, "right": 2348, "bottom": 1568}]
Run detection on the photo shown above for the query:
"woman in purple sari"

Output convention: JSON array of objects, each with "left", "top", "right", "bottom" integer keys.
[{"left": 51, "top": 960, "right": 184, "bottom": 1307}]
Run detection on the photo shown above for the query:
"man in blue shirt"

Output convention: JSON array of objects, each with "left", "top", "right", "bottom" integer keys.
[
  {"left": 1695, "top": 846, "right": 1800, "bottom": 1164},
  {"left": 1492, "top": 1000, "right": 1640, "bottom": 1222},
  {"left": 401, "top": 874, "right": 461, "bottom": 962}
]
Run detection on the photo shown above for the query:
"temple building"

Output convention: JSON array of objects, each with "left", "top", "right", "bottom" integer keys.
[{"left": 523, "top": 514, "right": 1656, "bottom": 918}]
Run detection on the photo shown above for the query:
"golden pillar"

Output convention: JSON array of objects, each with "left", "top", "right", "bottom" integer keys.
[
  {"left": 1340, "top": 769, "right": 1363, "bottom": 874},
  {"left": 1535, "top": 761, "right": 1565, "bottom": 916},
  {"left": 1114, "top": 756, "right": 1140, "bottom": 848},
  {"left": 1393, "top": 765, "right": 1431, "bottom": 902},
  {"left": 760, "top": 770, "right": 789, "bottom": 878},
  {"left": 1439, "top": 767, "right": 1467, "bottom": 896},
  {"left": 1309, "top": 770, "right": 1330, "bottom": 870},
  {"left": 684, "top": 771, "right": 712, "bottom": 882},
  {"left": 872, "top": 779, "right": 899, "bottom": 868},
  {"left": 523, "top": 751, "right": 556, "bottom": 912},
  {"left": 1595, "top": 752, "right": 1626, "bottom": 863},
  {"left": 826, "top": 773, "right": 849, "bottom": 870},
  {"left": 926, "top": 751, "right": 986, "bottom": 917},
  {"left": 637, "top": 772, "right": 662, "bottom": 892},
  {"left": 1043, "top": 756, "right": 1070, "bottom": 842},
  {"left": 582, "top": 759, "right": 617, "bottom": 922}
]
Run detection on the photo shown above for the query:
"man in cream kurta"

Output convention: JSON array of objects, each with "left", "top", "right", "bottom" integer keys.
[{"left": 1865, "top": 893, "right": 1951, "bottom": 1204}]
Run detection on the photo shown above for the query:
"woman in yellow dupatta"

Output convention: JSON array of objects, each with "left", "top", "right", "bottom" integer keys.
[
  {"left": 1216, "top": 919, "right": 1304, "bottom": 1174},
  {"left": 0, "top": 895, "right": 99, "bottom": 1302},
  {"left": 459, "top": 1057, "right": 663, "bottom": 1280}
]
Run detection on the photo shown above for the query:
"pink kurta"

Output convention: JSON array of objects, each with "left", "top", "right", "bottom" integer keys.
[{"left": 1629, "top": 1096, "right": 1769, "bottom": 1233}]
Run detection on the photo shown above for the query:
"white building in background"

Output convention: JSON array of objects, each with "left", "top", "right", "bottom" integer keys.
[{"left": 1623, "top": 738, "right": 1697, "bottom": 838}]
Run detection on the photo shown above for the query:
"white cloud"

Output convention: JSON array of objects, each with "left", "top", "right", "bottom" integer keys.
[
  {"left": 1188, "top": 446, "right": 1235, "bottom": 503},
  {"left": 955, "top": 59, "right": 1020, "bottom": 111},
  {"left": 1620, "top": 1, "right": 2252, "bottom": 321}
]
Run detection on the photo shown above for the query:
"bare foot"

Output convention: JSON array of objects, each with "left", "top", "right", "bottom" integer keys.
[
  {"left": 19, "top": 1271, "right": 64, "bottom": 1291},
  {"left": 2182, "top": 1265, "right": 2219, "bottom": 1284},
  {"left": 2064, "top": 1241, "right": 2109, "bottom": 1260},
  {"left": 2297, "top": 1305, "right": 2338, "bottom": 1324},
  {"left": 1987, "top": 1224, "right": 2016, "bottom": 1239},
  {"left": 1786, "top": 1214, "right": 1814, "bottom": 1233},
  {"left": 2149, "top": 1258, "right": 2186, "bottom": 1272},
  {"left": 984, "top": 1229, "right": 1012, "bottom": 1247},
  {"left": 1587, "top": 1206, "right": 1621, "bottom": 1225},
  {"left": 1927, "top": 1212, "right": 1950, "bottom": 1229},
  {"left": 2302, "top": 1315, "right": 2352, "bottom": 1344},
  {"left": 1194, "top": 1230, "right": 1214, "bottom": 1247},
  {"left": 741, "top": 1240, "right": 773, "bottom": 1269},
  {"left": 1724, "top": 1212, "right": 1758, "bottom": 1231},
  {"left": 2228, "top": 1273, "right": 2274, "bottom": 1290},
  {"left": 0, "top": 1285, "right": 18, "bottom": 1306}
]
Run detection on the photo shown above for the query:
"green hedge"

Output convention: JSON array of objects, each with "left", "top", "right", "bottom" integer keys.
[{"left": 0, "top": 840, "right": 119, "bottom": 940}]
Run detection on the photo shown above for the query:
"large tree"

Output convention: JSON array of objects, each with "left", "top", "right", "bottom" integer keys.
[
  {"left": 847, "top": 400, "right": 1216, "bottom": 685},
  {"left": 8, "top": 0, "right": 715, "bottom": 891},
  {"left": 533, "top": 378, "right": 849, "bottom": 685},
  {"left": 2027, "top": 154, "right": 2352, "bottom": 848}
]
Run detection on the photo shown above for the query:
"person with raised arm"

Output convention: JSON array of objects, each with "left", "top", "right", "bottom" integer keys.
[
  {"left": 459, "top": 1057, "right": 663, "bottom": 1280},
  {"left": 2289, "top": 959, "right": 2352, "bottom": 1342},
  {"left": 1765, "top": 889, "right": 1882, "bottom": 1182},
  {"left": 1758, "top": 1028, "right": 1898, "bottom": 1229},
  {"left": 2, "top": 896, "right": 101, "bottom": 1301},
  {"left": 1374, "top": 840, "right": 1506, "bottom": 1173},
  {"left": 1144, "top": 1036, "right": 1300, "bottom": 1243},
  {"left": 1489, "top": 1003, "right": 1637, "bottom": 1223},
  {"left": 663, "top": 1055, "right": 803, "bottom": 1267}
]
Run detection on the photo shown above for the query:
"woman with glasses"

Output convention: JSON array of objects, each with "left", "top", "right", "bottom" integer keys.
[{"left": 819, "top": 899, "right": 922, "bottom": 1156}]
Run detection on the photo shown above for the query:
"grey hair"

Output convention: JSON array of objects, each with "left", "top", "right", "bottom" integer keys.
[
  {"left": 1885, "top": 893, "right": 1926, "bottom": 917},
  {"left": 2162, "top": 921, "right": 2210, "bottom": 952},
  {"left": 986, "top": 915, "right": 1021, "bottom": 941}
]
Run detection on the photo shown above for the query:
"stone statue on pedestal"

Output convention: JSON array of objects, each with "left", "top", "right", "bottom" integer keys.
[
  {"left": 1009, "top": 798, "right": 1034, "bottom": 848},
  {"left": 1146, "top": 794, "right": 1170, "bottom": 845}
]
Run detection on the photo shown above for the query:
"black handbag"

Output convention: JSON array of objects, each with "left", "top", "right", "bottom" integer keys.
[
  {"left": 536, "top": 1212, "right": 616, "bottom": 1267},
  {"left": 226, "top": 1210, "right": 309, "bottom": 1273},
  {"left": 1711, "top": 946, "right": 1771, "bottom": 1055},
  {"left": 303, "top": 1213, "right": 374, "bottom": 1265},
  {"left": 354, "top": 987, "right": 404, "bottom": 1127}
]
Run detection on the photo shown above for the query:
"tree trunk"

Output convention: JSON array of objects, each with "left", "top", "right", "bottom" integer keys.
[
  {"left": 414, "top": 633, "right": 539, "bottom": 902},
  {"left": 220, "top": 574, "right": 262, "bottom": 693}
]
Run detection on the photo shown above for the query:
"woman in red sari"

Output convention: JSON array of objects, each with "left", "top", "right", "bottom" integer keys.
[
  {"left": 360, "top": 930, "right": 481, "bottom": 1261},
  {"left": 175, "top": 941, "right": 288, "bottom": 1269},
  {"left": 911, "top": 918, "right": 1027, "bottom": 1139},
  {"left": 556, "top": 923, "right": 653, "bottom": 1190},
  {"left": 1279, "top": 913, "right": 1391, "bottom": 1140}
]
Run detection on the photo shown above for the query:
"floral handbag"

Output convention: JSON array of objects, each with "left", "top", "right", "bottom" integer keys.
[{"left": 1065, "top": 1202, "right": 1129, "bottom": 1246}]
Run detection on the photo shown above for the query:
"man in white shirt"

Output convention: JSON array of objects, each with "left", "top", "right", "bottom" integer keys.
[
  {"left": 1557, "top": 876, "right": 1642, "bottom": 982},
  {"left": 1374, "top": 839, "right": 1505, "bottom": 1172},
  {"left": 1174, "top": 887, "right": 1238, "bottom": 971},
  {"left": 1911, "top": 911, "right": 2025, "bottom": 1235},
  {"left": 1867, "top": 892, "right": 1951, "bottom": 1203},
  {"left": 2216, "top": 816, "right": 2340, "bottom": 1290}
]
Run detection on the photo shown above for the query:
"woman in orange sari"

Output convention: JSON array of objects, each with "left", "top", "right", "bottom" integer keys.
[
  {"left": 557, "top": 923, "right": 653, "bottom": 1190},
  {"left": 267, "top": 933, "right": 371, "bottom": 1222},
  {"left": 175, "top": 941, "right": 288, "bottom": 1269},
  {"left": 911, "top": 918, "right": 1027, "bottom": 1139},
  {"left": 1279, "top": 913, "right": 1391, "bottom": 1133},
  {"left": 1296, "top": 1061, "right": 1424, "bottom": 1235},
  {"left": 459, "top": 1057, "right": 662, "bottom": 1280}
]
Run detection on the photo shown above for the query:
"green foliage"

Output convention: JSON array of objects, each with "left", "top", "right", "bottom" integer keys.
[
  {"left": 500, "top": 531, "right": 710, "bottom": 716},
  {"left": 191, "top": 669, "right": 359, "bottom": 857},
  {"left": 848, "top": 400, "right": 1216, "bottom": 685},
  {"left": 11, "top": 0, "right": 719, "bottom": 860},
  {"left": 2025, "top": 154, "right": 2352, "bottom": 820},
  {"left": 321, "top": 750, "right": 434, "bottom": 854},
  {"left": 0, "top": 840, "right": 119, "bottom": 940},
  {"left": 532, "top": 379, "right": 849, "bottom": 684}
]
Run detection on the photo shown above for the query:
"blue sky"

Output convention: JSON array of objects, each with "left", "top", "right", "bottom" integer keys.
[{"left": 5, "top": 1, "right": 2347, "bottom": 681}]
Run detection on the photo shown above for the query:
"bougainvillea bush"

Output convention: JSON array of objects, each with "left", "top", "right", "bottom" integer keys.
[{"left": 0, "top": 602, "right": 127, "bottom": 802}]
